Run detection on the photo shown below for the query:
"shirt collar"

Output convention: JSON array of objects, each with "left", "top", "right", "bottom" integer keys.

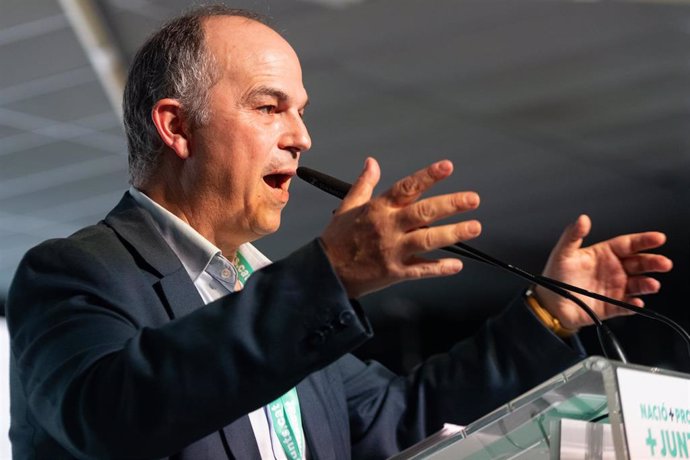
[{"left": 129, "top": 186, "right": 219, "bottom": 282}]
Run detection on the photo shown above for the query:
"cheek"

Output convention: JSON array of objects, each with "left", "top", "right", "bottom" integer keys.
[
  {"left": 247, "top": 117, "right": 283, "bottom": 146},
  {"left": 202, "top": 127, "right": 278, "bottom": 192}
]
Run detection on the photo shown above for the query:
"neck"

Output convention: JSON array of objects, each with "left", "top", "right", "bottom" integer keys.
[{"left": 139, "top": 180, "right": 243, "bottom": 257}]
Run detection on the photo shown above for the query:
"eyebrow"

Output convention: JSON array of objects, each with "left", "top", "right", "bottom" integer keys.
[{"left": 244, "top": 85, "right": 310, "bottom": 110}]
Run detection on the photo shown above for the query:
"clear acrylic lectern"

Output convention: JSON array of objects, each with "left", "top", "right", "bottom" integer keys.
[{"left": 391, "top": 356, "right": 690, "bottom": 459}]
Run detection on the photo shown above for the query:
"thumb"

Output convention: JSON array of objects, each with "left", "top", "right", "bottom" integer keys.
[
  {"left": 337, "top": 157, "right": 381, "bottom": 213},
  {"left": 553, "top": 214, "right": 591, "bottom": 256}
]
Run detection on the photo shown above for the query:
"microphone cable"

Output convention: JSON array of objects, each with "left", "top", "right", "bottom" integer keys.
[{"left": 296, "top": 166, "right": 690, "bottom": 362}]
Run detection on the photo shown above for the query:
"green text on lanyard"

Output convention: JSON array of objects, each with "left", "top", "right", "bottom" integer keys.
[{"left": 234, "top": 251, "right": 305, "bottom": 460}]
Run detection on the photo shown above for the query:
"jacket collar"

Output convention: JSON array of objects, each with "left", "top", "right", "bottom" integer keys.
[
  {"left": 103, "top": 192, "right": 204, "bottom": 319},
  {"left": 104, "top": 192, "right": 183, "bottom": 277}
]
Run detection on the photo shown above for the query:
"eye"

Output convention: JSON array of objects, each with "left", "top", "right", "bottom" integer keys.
[{"left": 258, "top": 105, "right": 276, "bottom": 114}]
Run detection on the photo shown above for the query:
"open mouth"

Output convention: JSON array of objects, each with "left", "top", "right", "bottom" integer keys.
[{"left": 263, "top": 173, "right": 293, "bottom": 190}]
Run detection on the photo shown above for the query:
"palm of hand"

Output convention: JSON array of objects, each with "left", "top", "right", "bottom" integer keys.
[
  {"left": 535, "top": 214, "right": 671, "bottom": 331},
  {"left": 540, "top": 243, "right": 631, "bottom": 330}
]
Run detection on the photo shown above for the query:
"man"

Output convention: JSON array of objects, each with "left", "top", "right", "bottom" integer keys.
[{"left": 7, "top": 5, "right": 672, "bottom": 459}]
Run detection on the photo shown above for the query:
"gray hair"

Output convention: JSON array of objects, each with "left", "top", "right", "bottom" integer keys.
[{"left": 123, "top": 5, "right": 270, "bottom": 186}]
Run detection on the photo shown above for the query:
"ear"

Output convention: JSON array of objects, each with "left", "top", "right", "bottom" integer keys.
[{"left": 151, "top": 98, "right": 191, "bottom": 160}]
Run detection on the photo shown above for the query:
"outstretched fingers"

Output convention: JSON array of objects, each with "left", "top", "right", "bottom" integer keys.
[
  {"left": 401, "top": 220, "right": 482, "bottom": 255},
  {"left": 399, "top": 255, "right": 465, "bottom": 279},
  {"left": 621, "top": 253, "right": 674, "bottom": 275},
  {"left": 338, "top": 157, "right": 381, "bottom": 213},
  {"left": 552, "top": 214, "right": 591, "bottom": 257},
  {"left": 383, "top": 160, "right": 454, "bottom": 207},
  {"left": 607, "top": 231, "right": 668, "bottom": 259},
  {"left": 321, "top": 158, "right": 483, "bottom": 298},
  {"left": 613, "top": 275, "right": 662, "bottom": 313},
  {"left": 396, "top": 191, "right": 480, "bottom": 231},
  {"left": 625, "top": 275, "right": 662, "bottom": 297}
]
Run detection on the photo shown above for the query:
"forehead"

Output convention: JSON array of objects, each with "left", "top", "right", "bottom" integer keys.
[
  {"left": 202, "top": 16, "right": 307, "bottom": 105},
  {"left": 202, "top": 16, "right": 301, "bottom": 77}
]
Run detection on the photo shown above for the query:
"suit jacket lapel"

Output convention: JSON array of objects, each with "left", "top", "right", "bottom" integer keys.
[
  {"left": 221, "top": 416, "right": 261, "bottom": 459},
  {"left": 298, "top": 375, "right": 340, "bottom": 460},
  {"left": 104, "top": 192, "right": 205, "bottom": 319},
  {"left": 157, "top": 268, "right": 205, "bottom": 318}
]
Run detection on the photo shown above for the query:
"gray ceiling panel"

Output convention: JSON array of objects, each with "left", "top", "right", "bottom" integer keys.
[
  {"left": 0, "top": 122, "right": 22, "bottom": 138},
  {"left": 0, "top": 0, "right": 64, "bottom": 30},
  {"left": 4, "top": 80, "right": 111, "bottom": 122},
  {"left": 0, "top": 139, "right": 118, "bottom": 180},
  {"left": 0, "top": 28, "right": 88, "bottom": 87},
  {"left": 0, "top": 159, "right": 127, "bottom": 212}
]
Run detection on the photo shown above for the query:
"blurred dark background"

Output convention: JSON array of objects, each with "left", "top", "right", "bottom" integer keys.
[{"left": 1, "top": 0, "right": 689, "bottom": 377}]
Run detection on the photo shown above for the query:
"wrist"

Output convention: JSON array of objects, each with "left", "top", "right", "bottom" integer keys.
[{"left": 524, "top": 287, "right": 578, "bottom": 338}]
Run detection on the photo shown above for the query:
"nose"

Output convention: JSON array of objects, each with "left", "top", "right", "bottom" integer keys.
[{"left": 280, "top": 111, "right": 312, "bottom": 156}]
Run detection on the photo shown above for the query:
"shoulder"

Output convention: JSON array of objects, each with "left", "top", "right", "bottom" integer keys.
[
  {"left": 22, "top": 221, "right": 125, "bottom": 275},
  {"left": 6, "top": 219, "right": 166, "bottom": 335},
  {"left": 11, "top": 215, "right": 158, "bottom": 309}
]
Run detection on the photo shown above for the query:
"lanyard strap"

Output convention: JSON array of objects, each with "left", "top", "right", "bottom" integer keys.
[
  {"left": 233, "top": 250, "right": 305, "bottom": 459},
  {"left": 233, "top": 251, "right": 253, "bottom": 285},
  {"left": 268, "top": 387, "right": 304, "bottom": 460}
]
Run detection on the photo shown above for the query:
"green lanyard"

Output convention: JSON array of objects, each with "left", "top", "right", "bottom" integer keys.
[
  {"left": 233, "top": 251, "right": 253, "bottom": 285},
  {"left": 233, "top": 251, "right": 305, "bottom": 460},
  {"left": 268, "top": 388, "right": 304, "bottom": 459}
]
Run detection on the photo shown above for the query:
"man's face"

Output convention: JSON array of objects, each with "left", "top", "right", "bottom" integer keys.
[{"left": 183, "top": 16, "right": 311, "bottom": 247}]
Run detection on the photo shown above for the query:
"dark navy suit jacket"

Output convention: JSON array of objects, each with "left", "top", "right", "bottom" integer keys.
[{"left": 7, "top": 193, "right": 584, "bottom": 459}]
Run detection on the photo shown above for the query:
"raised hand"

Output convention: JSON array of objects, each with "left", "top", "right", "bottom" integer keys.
[
  {"left": 535, "top": 215, "right": 673, "bottom": 330},
  {"left": 320, "top": 158, "right": 481, "bottom": 299}
]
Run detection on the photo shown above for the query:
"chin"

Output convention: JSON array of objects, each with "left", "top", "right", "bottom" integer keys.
[{"left": 252, "top": 216, "right": 282, "bottom": 239}]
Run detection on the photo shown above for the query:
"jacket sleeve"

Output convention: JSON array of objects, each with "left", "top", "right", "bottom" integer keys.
[
  {"left": 8, "top": 236, "right": 371, "bottom": 459},
  {"left": 338, "top": 295, "right": 586, "bottom": 459}
]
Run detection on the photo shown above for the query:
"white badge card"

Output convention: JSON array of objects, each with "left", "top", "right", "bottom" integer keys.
[{"left": 617, "top": 367, "right": 690, "bottom": 459}]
